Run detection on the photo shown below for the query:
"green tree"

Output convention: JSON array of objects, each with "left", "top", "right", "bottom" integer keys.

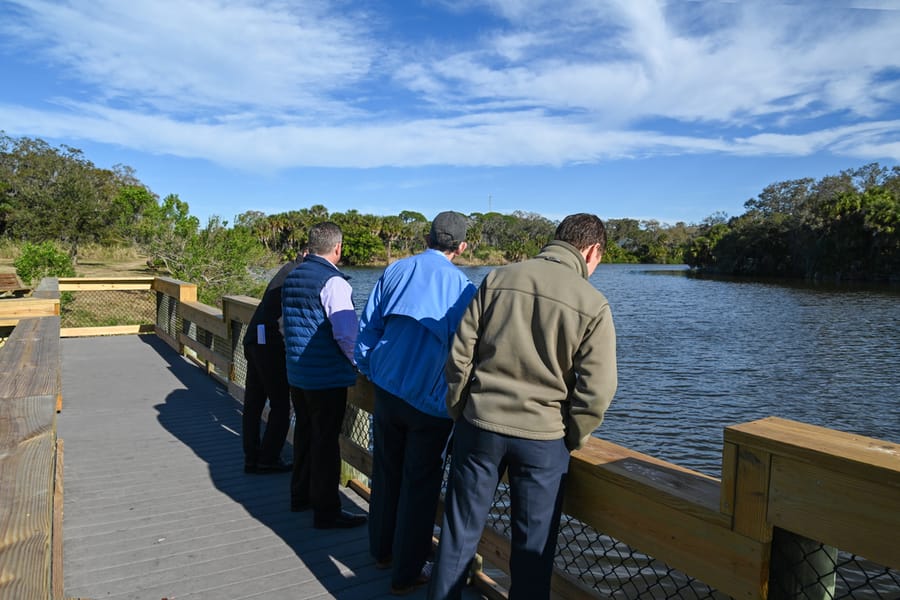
[
  {"left": 166, "top": 216, "right": 269, "bottom": 305},
  {"left": 380, "top": 215, "right": 404, "bottom": 262},
  {"left": 0, "top": 135, "right": 122, "bottom": 261}
]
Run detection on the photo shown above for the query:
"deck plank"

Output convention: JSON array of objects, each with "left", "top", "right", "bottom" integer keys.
[{"left": 60, "top": 334, "right": 481, "bottom": 600}]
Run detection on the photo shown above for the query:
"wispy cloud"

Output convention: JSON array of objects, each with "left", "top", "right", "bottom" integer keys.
[{"left": 1, "top": 0, "right": 899, "bottom": 168}]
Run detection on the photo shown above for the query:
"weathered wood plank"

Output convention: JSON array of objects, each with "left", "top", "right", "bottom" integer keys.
[
  {"left": 0, "top": 317, "right": 61, "bottom": 400},
  {"left": 53, "top": 438, "right": 64, "bottom": 600},
  {"left": 0, "top": 395, "right": 57, "bottom": 600}
]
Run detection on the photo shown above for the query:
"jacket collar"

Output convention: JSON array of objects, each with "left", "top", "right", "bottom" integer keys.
[{"left": 535, "top": 240, "right": 589, "bottom": 279}]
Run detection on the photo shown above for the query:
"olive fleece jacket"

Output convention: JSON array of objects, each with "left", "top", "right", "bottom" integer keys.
[{"left": 446, "top": 240, "right": 618, "bottom": 450}]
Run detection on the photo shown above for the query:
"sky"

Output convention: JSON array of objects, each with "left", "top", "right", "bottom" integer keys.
[{"left": 2, "top": 0, "right": 900, "bottom": 227}]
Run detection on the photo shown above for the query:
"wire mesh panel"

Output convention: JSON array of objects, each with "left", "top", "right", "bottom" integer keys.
[
  {"left": 181, "top": 319, "right": 230, "bottom": 380},
  {"left": 60, "top": 289, "right": 155, "bottom": 328},
  {"left": 770, "top": 530, "right": 900, "bottom": 599},
  {"left": 231, "top": 320, "right": 248, "bottom": 387},
  {"left": 343, "top": 403, "right": 374, "bottom": 453},
  {"left": 156, "top": 292, "right": 178, "bottom": 337}
]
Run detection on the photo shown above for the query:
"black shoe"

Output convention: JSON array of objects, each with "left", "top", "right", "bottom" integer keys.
[
  {"left": 244, "top": 462, "right": 258, "bottom": 474},
  {"left": 255, "top": 459, "right": 293, "bottom": 473},
  {"left": 313, "top": 510, "right": 367, "bottom": 529}
]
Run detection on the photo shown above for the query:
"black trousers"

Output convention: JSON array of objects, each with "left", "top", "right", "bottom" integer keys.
[
  {"left": 242, "top": 343, "right": 291, "bottom": 465},
  {"left": 290, "top": 386, "right": 347, "bottom": 518},
  {"left": 369, "top": 387, "right": 453, "bottom": 587}
]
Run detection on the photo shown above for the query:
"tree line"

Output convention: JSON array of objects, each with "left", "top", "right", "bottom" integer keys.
[
  {"left": 2, "top": 132, "right": 897, "bottom": 303},
  {"left": 685, "top": 163, "right": 900, "bottom": 282}
]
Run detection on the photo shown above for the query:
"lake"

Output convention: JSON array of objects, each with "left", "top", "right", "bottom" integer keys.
[{"left": 343, "top": 263, "right": 900, "bottom": 477}]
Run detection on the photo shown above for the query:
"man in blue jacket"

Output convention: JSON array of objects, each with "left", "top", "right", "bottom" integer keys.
[
  {"left": 282, "top": 222, "right": 366, "bottom": 529},
  {"left": 356, "top": 211, "right": 476, "bottom": 595}
]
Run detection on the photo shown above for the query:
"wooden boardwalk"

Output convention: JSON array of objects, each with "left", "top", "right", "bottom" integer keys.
[{"left": 59, "top": 334, "right": 479, "bottom": 600}]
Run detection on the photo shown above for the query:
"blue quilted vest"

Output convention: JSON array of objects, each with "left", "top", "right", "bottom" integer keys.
[{"left": 281, "top": 255, "right": 357, "bottom": 390}]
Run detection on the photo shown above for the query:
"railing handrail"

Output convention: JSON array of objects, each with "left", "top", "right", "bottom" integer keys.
[{"left": 0, "top": 278, "right": 63, "bottom": 600}]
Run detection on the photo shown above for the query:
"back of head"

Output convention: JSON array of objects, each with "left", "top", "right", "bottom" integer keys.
[
  {"left": 307, "top": 222, "right": 343, "bottom": 255},
  {"left": 554, "top": 213, "right": 607, "bottom": 253},
  {"left": 428, "top": 211, "right": 469, "bottom": 252}
]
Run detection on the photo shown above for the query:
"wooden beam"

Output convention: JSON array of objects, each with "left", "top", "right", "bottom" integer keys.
[
  {"left": 222, "top": 295, "right": 258, "bottom": 327},
  {"left": 178, "top": 332, "right": 231, "bottom": 374},
  {"left": 769, "top": 455, "right": 900, "bottom": 571},
  {"left": 61, "top": 324, "right": 155, "bottom": 338},
  {"left": 0, "top": 297, "right": 60, "bottom": 324},
  {"left": 58, "top": 277, "right": 154, "bottom": 291},
  {"left": 565, "top": 442, "right": 767, "bottom": 600},
  {"left": 180, "top": 301, "right": 227, "bottom": 339},
  {"left": 151, "top": 277, "right": 197, "bottom": 302},
  {"left": 725, "top": 416, "right": 900, "bottom": 484}
]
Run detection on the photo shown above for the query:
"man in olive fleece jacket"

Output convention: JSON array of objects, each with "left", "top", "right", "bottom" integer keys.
[{"left": 429, "top": 213, "right": 617, "bottom": 600}]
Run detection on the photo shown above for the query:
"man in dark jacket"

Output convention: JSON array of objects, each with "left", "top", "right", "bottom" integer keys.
[
  {"left": 241, "top": 253, "right": 304, "bottom": 474},
  {"left": 281, "top": 222, "right": 366, "bottom": 529}
]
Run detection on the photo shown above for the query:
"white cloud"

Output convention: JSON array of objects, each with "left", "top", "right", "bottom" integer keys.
[{"left": 1, "top": 0, "right": 899, "bottom": 168}]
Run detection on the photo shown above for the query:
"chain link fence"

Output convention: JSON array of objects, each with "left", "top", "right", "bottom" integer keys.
[
  {"left": 60, "top": 289, "right": 156, "bottom": 329},
  {"left": 769, "top": 531, "right": 900, "bottom": 599}
]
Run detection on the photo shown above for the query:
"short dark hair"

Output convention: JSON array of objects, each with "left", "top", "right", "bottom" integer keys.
[
  {"left": 307, "top": 222, "right": 342, "bottom": 255},
  {"left": 554, "top": 213, "right": 607, "bottom": 253}
]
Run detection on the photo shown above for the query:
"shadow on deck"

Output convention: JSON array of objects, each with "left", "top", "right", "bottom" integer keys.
[{"left": 59, "top": 334, "right": 462, "bottom": 600}]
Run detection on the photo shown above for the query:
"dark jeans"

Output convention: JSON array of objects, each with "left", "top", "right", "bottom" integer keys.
[
  {"left": 428, "top": 418, "right": 569, "bottom": 600},
  {"left": 370, "top": 387, "right": 453, "bottom": 587},
  {"left": 290, "top": 386, "right": 347, "bottom": 518},
  {"left": 242, "top": 343, "right": 291, "bottom": 465}
]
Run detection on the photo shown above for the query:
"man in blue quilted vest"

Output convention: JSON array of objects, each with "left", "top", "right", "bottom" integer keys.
[{"left": 281, "top": 221, "right": 366, "bottom": 529}]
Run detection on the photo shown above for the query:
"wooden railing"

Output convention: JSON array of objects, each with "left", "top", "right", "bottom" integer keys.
[
  {"left": 0, "top": 279, "right": 63, "bottom": 599},
  {"left": 1, "top": 276, "right": 898, "bottom": 599}
]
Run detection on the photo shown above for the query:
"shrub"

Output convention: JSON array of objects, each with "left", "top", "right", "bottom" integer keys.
[{"left": 14, "top": 241, "right": 76, "bottom": 286}]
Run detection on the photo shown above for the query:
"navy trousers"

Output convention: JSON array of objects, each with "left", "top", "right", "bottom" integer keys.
[
  {"left": 428, "top": 418, "right": 569, "bottom": 600},
  {"left": 290, "top": 386, "right": 347, "bottom": 518},
  {"left": 242, "top": 342, "right": 291, "bottom": 465},
  {"left": 370, "top": 387, "right": 453, "bottom": 587}
]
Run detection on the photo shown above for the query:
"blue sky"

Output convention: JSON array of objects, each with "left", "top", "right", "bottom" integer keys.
[{"left": 2, "top": 0, "right": 899, "bottom": 226}]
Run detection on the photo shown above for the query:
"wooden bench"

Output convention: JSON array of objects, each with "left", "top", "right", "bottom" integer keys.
[{"left": 0, "top": 272, "right": 31, "bottom": 297}]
